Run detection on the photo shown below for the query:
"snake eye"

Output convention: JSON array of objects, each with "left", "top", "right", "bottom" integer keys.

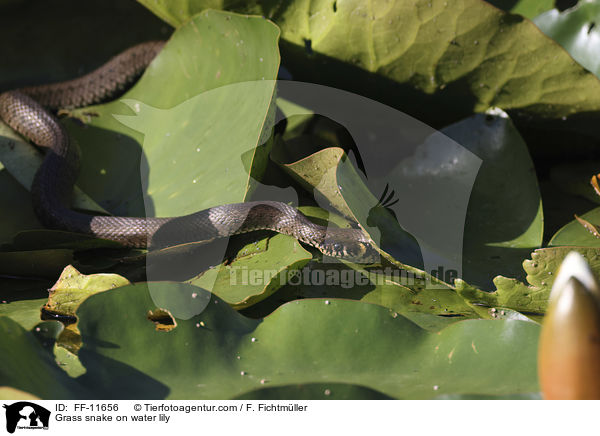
[
  {"left": 355, "top": 242, "right": 367, "bottom": 255},
  {"left": 332, "top": 243, "right": 343, "bottom": 252}
]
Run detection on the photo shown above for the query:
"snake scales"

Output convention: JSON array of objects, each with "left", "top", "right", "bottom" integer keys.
[{"left": 0, "top": 42, "right": 377, "bottom": 263}]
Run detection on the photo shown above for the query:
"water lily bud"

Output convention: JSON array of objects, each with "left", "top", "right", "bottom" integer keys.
[{"left": 539, "top": 252, "right": 600, "bottom": 399}]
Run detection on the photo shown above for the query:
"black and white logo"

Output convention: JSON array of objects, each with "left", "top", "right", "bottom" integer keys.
[{"left": 3, "top": 402, "right": 50, "bottom": 433}]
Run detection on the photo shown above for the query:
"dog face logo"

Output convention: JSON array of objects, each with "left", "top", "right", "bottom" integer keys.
[{"left": 3, "top": 402, "right": 50, "bottom": 433}]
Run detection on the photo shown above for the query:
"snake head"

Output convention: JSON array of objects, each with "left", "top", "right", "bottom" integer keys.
[{"left": 322, "top": 230, "right": 379, "bottom": 264}]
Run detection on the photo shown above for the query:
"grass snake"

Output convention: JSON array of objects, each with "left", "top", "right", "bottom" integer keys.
[{"left": 0, "top": 42, "right": 378, "bottom": 263}]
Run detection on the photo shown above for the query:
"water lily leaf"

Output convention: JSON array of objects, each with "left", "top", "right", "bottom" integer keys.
[
  {"left": 64, "top": 11, "right": 279, "bottom": 221},
  {"left": 234, "top": 383, "right": 393, "bottom": 400},
  {"left": 441, "top": 110, "right": 543, "bottom": 290},
  {"left": 140, "top": 0, "right": 600, "bottom": 131},
  {"left": 0, "top": 317, "right": 87, "bottom": 399},
  {"left": 188, "top": 234, "right": 312, "bottom": 309},
  {"left": 274, "top": 146, "right": 354, "bottom": 218},
  {"left": 273, "top": 146, "right": 424, "bottom": 268},
  {"left": 549, "top": 207, "right": 600, "bottom": 247},
  {"left": 73, "top": 283, "right": 540, "bottom": 399},
  {"left": 276, "top": 97, "right": 314, "bottom": 136},
  {"left": 298, "top": 205, "right": 354, "bottom": 229},
  {"left": 138, "top": 0, "right": 261, "bottom": 28},
  {"left": 0, "top": 278, "right": 51, "bottom": 330},
  {"left": 54, "top": 345, "right": 86, "bottom": 378},
  {"left": 243, "top": 261, "right": 487, "bottom": 321},
  {"left": 44, "top": 265, "right": 130, "bottom": 317},
  {"left": 43, "top": 265, "right": 130, "bottom": 353},
  {"left": 0, "top": 387, "right": 40, "bottom": 401},
  {"left": 435, "top": 392, "right": 541, "bottom": 399},
  {"left": 486, "top": 0, "right": 554, "bottom": 18},
  {"left": 360, "top": 280, "right": 482, "bottom": 319},
  {"left": 457, "top": 246, "right": 600, "bottom": 313},
  {"left": 0, "top": 122, "right": 110, "bottom": 215},
  {"left": 534, "top": 1, "right": 600, "bottom": 78},
  {"left": 0, "top": 299, "right": 46, "bottom": 331}
]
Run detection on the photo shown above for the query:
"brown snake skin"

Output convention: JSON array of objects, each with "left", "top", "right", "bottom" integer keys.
[{"left": 0, "top": 42, "right": 377, "bottom": 262}]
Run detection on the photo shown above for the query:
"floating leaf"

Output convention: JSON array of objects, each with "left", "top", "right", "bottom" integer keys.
[
  {"left": 234, "top": 383, "right": 393, "bottom": 400},
  {"left": 72, "top": 283, "right": 540, "bottom": 399},
  {"left": 0, "top": 317, "right": 87, "bottom": 399},
  {"left": 0, "top": 278, "right": 50, "bottom": 330},
  {"left": 550, "top": 207, "right": 600, "bottom": 247},
  {"left": 441, "top": 110, "right": 543, "bottom": 290},
  {"left": 43, "top": 265, "right": 130, "bottom": 353},
  {"left": 44, "top": 265, "right": 130, "bottom": 317},
  {"left": 0, "top": 387, "right": 40, "bottom": 401},
  {"left": 140, "top": 0, "right": 600, "bottom": 131},
  {"left": 486, "top": 0, "right": 554, "bottom": 18},
  {"left": 535, "top": 2, "right": 600, "bottom": 79},
  {"left": 243, "top": 261, "right": 486, "bottom": 322},
  {"left": 65, "top": 11, "right": 279, "bottom": 221},
  {"left": 457, "top": 246, "right": 600, "bottom": 313},
  {"left": 189, "top": 234, "right": 312, "bottom": 309}
]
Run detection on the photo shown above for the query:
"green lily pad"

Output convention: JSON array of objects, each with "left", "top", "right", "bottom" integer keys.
[
  {"left": 442, "top": 110, "right": 543, "bottom": 290},
  {"left": 435, "top": 392, "right": 541, "bottom": 399},
  {"left": 0, "top": 122, "right": 110, "bottom": 215},
  {"left": 0, "top": 317, "right": 87, "bottom": 399},
  {"left": 140, "top": 0, "right": 600, "bottom": 130},
  {"left": 0, "top": 299, "right": 46, "bottom": 331},
  {"left": 298, "top": 205, "right": 355, "bottom": 229},
  {"left": 43, "top": 265, "right": 130, "bottom": 353},
  {"left": 72, "top": 283, "right": 540, "bottom": 399},
  {"left": 241, "top": 261, "right": 487, "bottom": 321},
  {"left": 549, "top": 207, "right": 600, "bottom": 247},
  {"left": 54, "top": 345, "right": 86, "bottom": 378},
  {"left": 64, "top": 11, "right": 279, "bottom": 221},
  {"left": 0, "top": 387, "right": 40, "bottom": 401},
  {"left": 234, "top": 383, "right": 393, "bottom": 400},
  {"left": 534, "top": 2, "right": 600, "bottom": 79},
  {"left": 457, "top": 246, "right": 600, "bottom": 313},
  {"left": 273, "top": 145, "right": 424, "bottom": 269},
  {"left": 0, "top": 277, "right": 51, "bottom": 330},
  {"left": 188, "top": 233, "right": 312, "bottom": 309},
  {"left": 44, "top": 265, "right": 130, "bottom": 317},
  {"left": 486, "top": 0, "right": 554, "bottom": 18},
  {"left": 274, "top": 146, "right": 355, "bottom": 218},
  {"left": 276, "top": 97, "right": 315, "bottom": 137}
]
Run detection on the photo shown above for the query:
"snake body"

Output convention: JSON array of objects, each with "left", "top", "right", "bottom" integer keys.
[{"left": 0, "top": 42, "right": 377, "bottom": 262}]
